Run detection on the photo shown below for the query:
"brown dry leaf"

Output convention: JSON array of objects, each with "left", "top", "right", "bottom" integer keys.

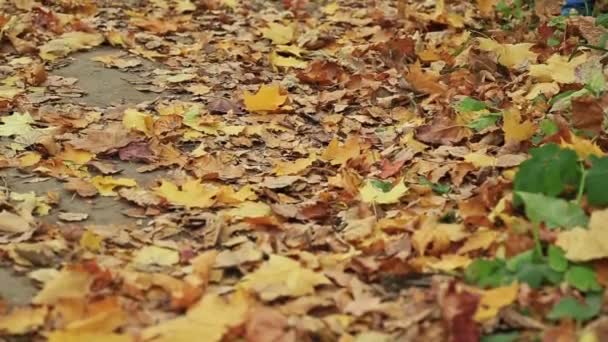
[
  {"left": 39, "top": 32, "right": 105, "bottom": 61},
  {"left": 477, "top": 0, "right": 499, "bottom": 16},
  {"left": 64, "top": 178, "right": 98, "bottom": 198},
  {"left": 416, "top": 117, "right": 471, "bottom": 145},
  {"left": 571, "top": 95, "right": 605, "bottom": 134},
  {"left": 405, "top": 62, "right": 447, "bottom": 95},
  {"left": 0, "top": 210, "right": 33, "bottom": 233}
]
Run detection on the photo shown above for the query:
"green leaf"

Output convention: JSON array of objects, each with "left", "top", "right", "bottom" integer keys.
[
  {"left": 516, "top": 192, "right": 589, "bottom": 229},
  {"left": 514, "top": 144, "right": 581, "bottom": 201},
  {"left": 548, "top": 246, "right": 568, "bottom": 272},
  {"left": 565, "top": 265, "right": 601, "bottom": 292},
  {"left": 539, "top": 119, "right": 558, "bottom": 136},
  {"left": 585, "top": 157, "right": 608, "bottom": 206},
  {"left": 596, "top": 13, "right": 608, "bottom": 28},
  {"left": 481, "top": 332, "right": 520, "bottom": 342},
  {"left": 465, "top": 258, "right": 511, "bottom": 288},
  {"left": 548, "top": 293, "right": 602, "bottom": 322},
  {"left": 418, "top": 176, "right": 451, "bottom": 195},
  {"left": 456, "top": 97, "right": 487, "bottom": 112},
  {"left": 468, "top": 114, "right": 501, "bottom": 132},
  {"left": 371, "top": 179, "right": 393, "bottom": 193}
]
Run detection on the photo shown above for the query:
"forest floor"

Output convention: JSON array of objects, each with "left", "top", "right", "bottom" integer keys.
[{"left": 1, "top": 0, "right": 608, "bottom": 341}]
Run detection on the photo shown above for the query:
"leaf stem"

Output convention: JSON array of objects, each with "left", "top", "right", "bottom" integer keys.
[{"left": 576, "top": 162, "right": 587, "bottom": 204}]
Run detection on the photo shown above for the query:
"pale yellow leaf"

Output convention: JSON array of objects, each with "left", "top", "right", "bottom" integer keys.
[
  {"left": 123, "top": 108, "right": 153, "bottom": 136},
  {"left": 502, "top": 107, "right": 536, "bottom": 144},
  {"left": 0, "top": 307, "right": 47, "bottom": 334},
  {"left": 39, "top": 32, "right": 105, "bottom": 61},
  {"left": 133, "top": 246, "right": 179, "bottom": 267},
  {"left": 224, "top": 201, "right": 271, "bottom": 219},
  {"left": 530, "top": 54, "right": 587, "bottom": 84},
  {"left": 240, "top": 255, "right": 331, "bottom": 301},
  {"left": 477, "top": 38, "right": 538, "bottom": 68},
  {"left": 556, "top": 209, "right": 608, "bottom": 261},
  {"left": 561, "top": 135, "right": 605, "bottom": 160},
  {"left": 322, "top": 135, "right": 361, "bottom": 166},
  {"left": 359, "top": 179, "right": 408, "bottom": 204},
  {"left": 33, "top": 269, "right": 94, "bottom": 305},
  {"left": 261, "top": 22, "right": 294, "bottom": 45},
  {"left": 464, "top": 151, "right": 496, "bottom": 168},
  {"left": 458, "top": 230, "right": 498, "bottom": 254},
  {"left": 91, "top": 176, "right": 137, "bottom": 197},
  {"left": 48, "top": 331, "right": 132, "bottom": 342},
  {"left": 273, "top": 155, "right": 316, "bottom": 175}
]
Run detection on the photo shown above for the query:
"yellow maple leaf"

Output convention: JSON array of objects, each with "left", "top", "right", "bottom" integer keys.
[
  {"left": 132, "top": 246, "right": 179, "bottom": 268},
  {"left": 39, "top": 32, "right": 105, "bottom": 61},
  {"left": 464, "top": 151, "right": 496, "bottom": 168},
  {"left": 273, "top": 155, "right": 316, "bottom": 175},
  {"left": 142, "top": 290, "right": 249, "bottom": 342},
  {"left": 154, "top": 179, "right": 218, "bottom": 208},
  {"left": 18, "top": 151, "right": 41, "bottom": 167},
  {"left": 240, "top": 255, "right": 331, "bottom": 301},
  {"left": 412, "top": 219, "right": 469, "bottom": 256},
  {"left": 478, "top": 38, "right": 538, "bottom": 68},
  {"left": 477, "top": 0, "right": 499, "bottom": 16},
  {"left": 359, "top": 179, "right": 408, "bottom": 204},
  {"left": 474, "top": 282, "right": 519, "bottom": 321},
  {"left": 243, "top": 84, "right": 287, "bottom": 112},
  {"left": 33, "top": 269, "right": 94, "bottom": 305},
  {"left": 322, "top": 135, "right": 361, "bottom": 166},
  {"left": 80, "top": 230, "right": 103, "bottom": 252},
  {"left": 428, "top": 254, "right": 472, "bottom": 271},
  {"left": 556, "top": 209, "right": 608, "bottom": 261},
  {"left": 261, "top": 22, "right": 294, "bottom": 45},
  {"left": 123, "top": 108, "right": 153, "bottom": 136},
  {"left": 48, "top": 331, "right": 133, "bottom": 342},
  {"left": 91, "top": 176, "right": 137, "bottom": 197},
  {"left": 502, "top": 108, "right": 536, "bottom": 144},
  {"left": 529, "top": 54, "right": 587, "bottom": 84},
  {"left": 561, "top": 134, "right": 605, "bottom": 160},
  {"left": 57, "top": 146, "right": 94, "bottom": 165},
  {"left": 458, "top": 230, "right": 498, "bottom": 254},
  {"left": 0, "top": 307, "right": 48, "bottom": 334},
  {"left": 223, "top": 201, "right": 271, "bottom": 219},
  {"left": 216, "top": 185, "right": 257, "bottom": 204},
  {"left": 269, "top": 51, "right": 307, "bottom": 69}
]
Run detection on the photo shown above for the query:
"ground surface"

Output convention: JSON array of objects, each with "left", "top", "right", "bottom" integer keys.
[{"left": 1, "top": 0, "right": 608, "bottom": 341}]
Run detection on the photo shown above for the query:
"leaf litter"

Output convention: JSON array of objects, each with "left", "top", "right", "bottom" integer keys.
[{"left": 1, "top": 0, "right": 608, "bottom": 341}]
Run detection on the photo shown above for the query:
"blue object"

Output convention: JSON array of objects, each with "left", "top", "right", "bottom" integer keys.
[{"left": 562, "top": 0, "right": 594, "bottom": 15}]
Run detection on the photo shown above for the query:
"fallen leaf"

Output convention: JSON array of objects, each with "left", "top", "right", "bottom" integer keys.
[
  {"left": 123, "top": 109, "right": 153, "bottom": 136},
  {"left": 261, "top": 22, "right": 294, "bottom": 45},
  {"left": 240, "top": 255, "right": 331, "bottom": 301},
  {"left": 39, "top": 32, "right": 105, "bottom": 61},
  {"left": 405, "top": 62, "right": 447, "bottom": 94},
  {"left": 132, "top": 246, "right": 179, "bottom": 268},
  {"left": 556, "top": 209, "right": 608, "bottom": 261},
  {"left": 91, "top": 176, "right": 137, "bottom": 197},
  {"left": 477, "top": 38, "right": 538, "bottom": 68},
  {"left": 154, "top": 179, "right": 218, "bottom": 208},
  {"left": 502, "top": 108, "right": 536, "bottom": 144},
  {"left": 33, "top": 268, "right": 94, "bottom": 305},
  {"left": 416, "top": 117, "right": 471, "bottom": 145},
  {"left": 474, "top": 282, "right": 519, "bottom": 321},
  {"left": 530, "top": 54, "right": 587, "bottom": 84},
  {"left": 0, "top": 210, "right": 32, "bottom": 233},
  {"left": 321, "top": 135, "right": 361, "bottom": 166},
  {"left": 141, "top": 291, "right": 249, "bottom": 342},
  {"left": 48, "top": 331, "right": 132, "bottom": 342},
  {"left": 273, "top": 155, "right": 316, "bottom": 175},
  {"left": 243, "top": 84, "right": 287, "bottom": 112},
  {"left": 359, "top": 179, "right": 408, "bottom": 204},
  {"left": 0, "top": 307, "right": 48, "bottom": 334}
]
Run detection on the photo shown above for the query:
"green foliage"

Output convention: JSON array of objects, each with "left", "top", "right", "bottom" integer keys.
[
  {"left": 547, "top": 245, "right": 568, "bottom": 272},
  {"left": 565, "top": 265, "right": 602, "bottom": 292},
  {"left": 481, "top": 332, "right": 520, "bottom": 342},
  {"left": 456, "top": 97, "right": 487, "bottom": 112},
  {"left": 466, "top": 248, "right": 600, "bottom": 291},
  {"left": 585, "top": 156, "right": 608, "bottom": 205},
  {"left": 516, "top": 192, "right": 589, "bottom": 229},
  {"left": 548, "top": 293, "right": 603, "bottom": 322},
  {"left": 370, "top": 179, "right": 393, "bottom": 193},
  {"left": 418, "top": 176, "right": 451, "bottom": 195},
  {"left": 468, "top": 114, "right": 501, "bottom": 132},
  {"left": 513, "top": 144, "right": 581, "bottom": 200}
]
